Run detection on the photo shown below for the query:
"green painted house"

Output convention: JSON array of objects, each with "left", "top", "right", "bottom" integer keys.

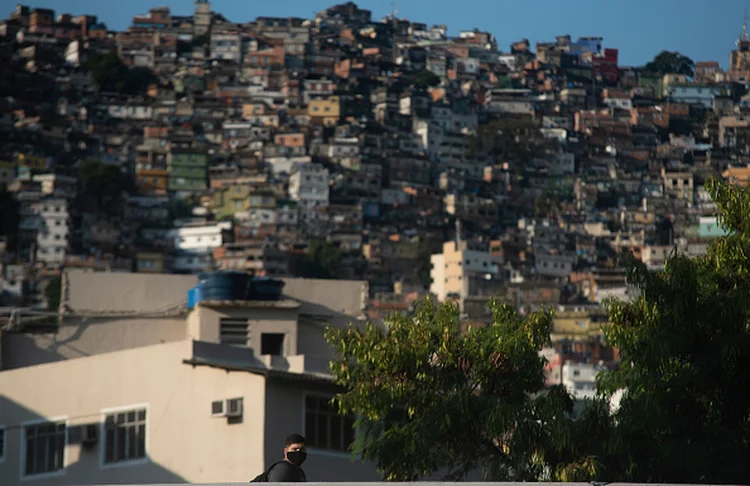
[
  {"left": 168, "top": 149, "right": 207, "bottom": 193},
  {"left": 212, "top": 184, "right": 277, "bottom": 219}
]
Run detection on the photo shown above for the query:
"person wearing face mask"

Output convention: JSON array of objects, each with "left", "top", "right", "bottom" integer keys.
[{"left": 266, "top": 433, "right": 308, "bottom": 482}]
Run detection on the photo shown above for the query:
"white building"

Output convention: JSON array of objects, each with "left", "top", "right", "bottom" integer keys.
[
  {"left": 288, "top": 163, "right": 329, "bottom": 207},
  {"left": 32, "top": 174, "right": 77, "bottom": 199},
  {"left": 302, "top": 78, "right": 336, "bottom": 104},
  {"left": 326, "top": 137, "right": 360, "bottom": 162},
  {"left": 561, "top": 362, "right": 603, "bottom": 400},
  {"left": 210, "top": 31, "right": 242, "bottom": 62},
  {"left": 19, "top": 197, "right": 70, "bottom": 267},
  {"left": 666, "top": 85, "right": 721, "bottom": 108},
  {"left": 534, "top": 251, "right": 576, "bottom": 278},
  {"left": 106, "top": 103, "right": 153, "bottom": 120},
  {"left": 413, "top": 120, "right": 468, "bottom": 163},
  {"left": 64, "top": 40, "right": 84, "bottom": 66},
  {"left": 167, "top": 221, "right": 232, "bottom": 273},
  {"left": 484, "top": 89, "right": 534, "bottom": 116}
]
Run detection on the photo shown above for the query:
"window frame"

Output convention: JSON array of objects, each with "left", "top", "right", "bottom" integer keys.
[
  {"left": 0, "top": 424, "right": 5, "bottom": 463},
  {"left": 99, "top": 403, "right": 150, "bottom": 470},
  {"left": 301, "top": 392, "right": 357, "bottom": 458},
  {"left": 20, "top": 416, "right": 68, "bottom": 481}
]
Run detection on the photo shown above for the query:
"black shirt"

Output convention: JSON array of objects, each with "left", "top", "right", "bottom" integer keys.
[{"left": 267, "top": 460, "right": 307, "bottom": 482}]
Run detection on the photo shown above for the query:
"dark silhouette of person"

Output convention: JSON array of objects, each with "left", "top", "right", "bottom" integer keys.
[{"left": 267, "top": 433, "right": 307, "bottom": 482}]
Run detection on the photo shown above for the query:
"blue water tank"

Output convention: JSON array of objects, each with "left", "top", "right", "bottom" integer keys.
[
  {"left": 251, "top": 276, "right": 285, "bottom": 301},
  {"left": 187, "top": 285, "right": 202, "bottom": 309},
  {"left": 199, "top": 271, "right": 252, "bottom": 301}
]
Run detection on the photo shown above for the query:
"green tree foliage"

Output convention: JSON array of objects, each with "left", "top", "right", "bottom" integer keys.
[
  {"left": 44, "top": 276, "right": 61, "bottom": 311},
  {"left": 644, "top": 50, "right": 695, "bottom": 77},
  {"left": 594, "top": 177, "right": 750, "bottom": 483},
  {"left": 77, "top": 160, "right": 133, "bottom": 216},
  {"left": 291, "top": 240, "right": 342, "bottom": 279},
  {"left": 416, "top": 237, "right": 439, "bottom": 289},
  {"left": 192, "top": 33, "right": 210, "bottom": 46},
  {"left": 534, "top": 190, "right": 560, "bottom": 219},
  {"left": 0, "top": 186, "right": 20, "bottom": 248},
  {"left": 87, "top": 52, "right": 157, "bottom": 94},
  {"left": 326, "top": 299, "right": 581, "bottom": 481},
  {"left": 413, "top": 69, "right": 441, "bottom": 89},
  {"left": 324, "top": 180, "right": 750, "bottom": 484}
]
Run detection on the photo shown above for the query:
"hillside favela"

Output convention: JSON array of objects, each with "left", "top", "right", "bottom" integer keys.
[{"left": 1, "top": 1, "right": 750, "bottom": 485}]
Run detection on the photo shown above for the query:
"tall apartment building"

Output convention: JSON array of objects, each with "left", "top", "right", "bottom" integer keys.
[
  {"left": 194, "top": 0, "right": 211, "bottom": 36},
  {"left": 429, "top": 234, "right": 504, "bottom": 305},
  {"left": 18, "top": 196, "right": 69, "bottom": 267}
]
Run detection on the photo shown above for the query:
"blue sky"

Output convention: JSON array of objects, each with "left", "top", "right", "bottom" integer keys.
[{"left": 3, "top": 0, "right": 748, "bottom": 68}]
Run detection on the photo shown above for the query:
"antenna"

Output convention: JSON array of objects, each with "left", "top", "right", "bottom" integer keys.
[
  {"left": 390, "top": 2, "right": 398, "bottom": 19},
  {"left": 739, "top": 8, "right": 749, "bottom": 46}
]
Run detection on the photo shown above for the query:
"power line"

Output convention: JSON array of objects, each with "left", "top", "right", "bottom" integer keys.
[
  {"left": 0, "top": 297, "right": 189, "bottom": 331},
  {"left": 1, "top": 411, "right": 108, "bottom": 432}
]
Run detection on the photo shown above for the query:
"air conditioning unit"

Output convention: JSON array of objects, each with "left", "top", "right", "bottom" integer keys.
[
  {"left": 82, "top": 424, "right": 99, "bottom": 444},
  {"left": 225, "top": 397, "right": 243, "bottom": 417},
  {"left": 211, "top": 399, "right": 225, "bottom": 417},
  {"left": 211, "top": 398, "right": 243, "bottom": 418}
]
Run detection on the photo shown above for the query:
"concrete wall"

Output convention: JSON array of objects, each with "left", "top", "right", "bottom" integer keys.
[
  {"left": 62, "top": 270, "right": 197, "bottom": 314},
  {"left": 296, "top": 319, "right": 331, "bottom": 358},
  {"left": 188, "top": 305, "right": 300, "bottom": 356},
  {"left": 282, "top": 277, "right": 367, "bottom": 318},
  {"left": 0, "top": 341, "right": 267, "bottom": 485},
  {"left": 2, "top": 317, "right": 187, "bottom": 369}
]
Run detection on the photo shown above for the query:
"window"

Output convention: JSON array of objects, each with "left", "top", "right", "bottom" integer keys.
[
  {"left": 103, "top": 408, "right": 146, "bottom": 465},
  {"left": 0, "top": 426, "right": 5, "bottom": 461},
  {"left": 23, "top": 421, "right": 66, "bottom": 477},
  {"left": 305, "top": 395, "right": 356, "bottom": 452},
  {"left": 220, "top": 318, "right": 250, "bottom": 346},
  {"left": 260, "top": 333, "right": 285, "bottom": 355}
]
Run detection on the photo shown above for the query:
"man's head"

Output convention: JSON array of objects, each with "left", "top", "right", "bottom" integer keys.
[{"left": 284, "top": 433, "right": 307, "bottom": 467}]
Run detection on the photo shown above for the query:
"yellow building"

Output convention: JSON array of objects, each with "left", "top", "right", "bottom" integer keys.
[
  {"left": 16, "top": 153, "right": 47, "bottom": 171},
  {"left": 308, "top": 96, "right": 340, "bottom": 127},
  {"left": 212, "top": 184, "right": 251, "bottom": 218},
  {"left": 136, "top": 168, "right": 169, "bottom": 195},
  {"left": 550, "top": 309, "right": 607, "bottom": 342}
]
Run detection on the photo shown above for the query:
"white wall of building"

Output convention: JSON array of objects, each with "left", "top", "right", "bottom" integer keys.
[
  {"left": 562, "top": 362, "right": 601, "bottom": 400},
  {"left": 289, "top": 164, "right": 329, "bottom": 206}
]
